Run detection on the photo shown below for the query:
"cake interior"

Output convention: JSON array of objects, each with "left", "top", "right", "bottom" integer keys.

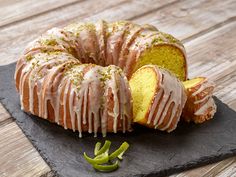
[
  {"left": 129, "top": 67, "right": 158, "bottom": 123},
  {"left": 183, "top": 77, "right": 204, "bottom": 89},
  {"left": 134, "top": 45, "right": 186, "bottom": 81}
]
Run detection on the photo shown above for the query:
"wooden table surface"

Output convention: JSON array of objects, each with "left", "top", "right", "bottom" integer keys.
[{"left": 0, "top": 0, "right": 236, "bottom": 176}]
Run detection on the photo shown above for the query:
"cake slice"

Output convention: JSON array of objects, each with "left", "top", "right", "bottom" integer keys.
[
  {"left": 182, "top": 77, "right": 216, "bottom": 123},
  {"left": 129, "top": 65, "right": 187, "bottom": 132}
]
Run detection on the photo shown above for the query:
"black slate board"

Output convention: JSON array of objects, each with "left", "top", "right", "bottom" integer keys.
[{"left": 1, "top": 63, "right": 236, "bottom": 177}]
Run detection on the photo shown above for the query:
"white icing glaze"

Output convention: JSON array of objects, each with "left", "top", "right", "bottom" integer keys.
[
  {"left": 190, "top": 78, "right": 216, "bottom": 117},
  {"left": 119, "top": 74, "right": 132, "bottom": 133},
  {"left": 105, "top": 67, "right": 119, "bottom": 133},
  {"left": 146, "top": 65, "right": 187, "bottom": 132},
  {"left": 194, "top": 94, "right": 212, "bottom": 104},
  {"left": 194, "top": 97, "right": 216, "bottom": 117},
  {"left": 192, "top": 79, "right": 215, "bottom": 96}
]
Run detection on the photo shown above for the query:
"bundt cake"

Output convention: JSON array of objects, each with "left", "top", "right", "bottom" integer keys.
[
  {"left": 129, "top": 65, "right": 187, "bottom": 132},
  {"left": 182, "top": 77, "right": 216, "bottom": 123},
  {"left": 15, "top": 20, "right": 187, "bottom": 137}
]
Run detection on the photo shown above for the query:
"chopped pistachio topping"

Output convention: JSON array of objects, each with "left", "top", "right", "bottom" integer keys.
[
  {"left": 39, "top": 46, "right": 65, "bottom": 54},
  {"left": 97, "top": 67, "right": 113, "bottom": 89},
  {"left": 124, "top": 30, "right": 131, "bottom": 36},
  {"left": 69, "top": 23, "right": 95, "bottom": 37},
  {"left": 48, "top": 51, "right": 61, "bottom": 56},
  {"left": 31, "top": 60, "right": 39, "bottom": 67},
  {"left": 117, "top": 68, "right": 123, "bottom": 76},
  {"left": 161, "top": 32, "right": 179, "bottom": 43},
  {"left": 64, "top": 64, "right": 84, "bottom": 91},
  {"left": 60, "top": 37, "right": 66, "bottom": 41},
  {"left": 25, "top": 55, "right": 33, "bottom": 61},
  {"left": 151, "top": 37, "right": 164, "bottom": 45},
  {"left": 68, "top": 47, "right": 75, "bottom": 55},
  {"left": 41, "top": 38, "right": 58, "bottom": 46},
  {"left": 115, "top": 21, "right": 128, "bottom": 26}
]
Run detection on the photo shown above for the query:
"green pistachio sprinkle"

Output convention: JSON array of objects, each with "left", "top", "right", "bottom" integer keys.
[
  {"left": 151, "top": 37, "right": 164, "bottom": 45},
  {"left": 161, "top": 32, "right": 179, "bottom": 43},
  {"left": 25, "top": 55, "right": 33, "bottom": 61},
  {"left": 42, "top": 38, "right": 58, "bottom": 46}
]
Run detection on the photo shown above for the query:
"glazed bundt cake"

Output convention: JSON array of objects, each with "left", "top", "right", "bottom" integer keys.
[
  {"left": 129, "top": 65, "right": 187, "bottom": 132},
  {"left": 15, "top": 20, "right": 187, "bottom": 137},
  {"left": 182, "top": 77, "right": 216, "bottom": 123}
]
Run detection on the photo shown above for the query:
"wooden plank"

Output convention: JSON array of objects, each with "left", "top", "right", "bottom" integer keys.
[
  {"left": 0, "top": 0, "right": 81, "bottom": 27},
  {"left": 0, "top": 122, "right": 51, "bottom": 177},
  {"left": 170, "top": 157, "right": 235, "bottom": 177},
  {"left": 216, "top": 159, "right": 236, "bottom": 177},
  {"left": 202, "top": 157, "right": 236, "bottom": 177},
  {"left": 0, "top": 0, "right": 175, "bottom": 65},
  {"left": 84, "top": 0, "right": 177, "bottom": 22},
  {"left": 133, "top": 0, "right": 236, "bottom": 42}
]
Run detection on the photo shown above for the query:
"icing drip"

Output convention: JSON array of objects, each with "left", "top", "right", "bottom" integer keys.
[
  {"left": 194, "top": 94, "right": 212, "bottom": 104},
  {"left": 106, "top": 67, "right": 119, "bottom": 133},
  {"left": 63, "top": 80, "right": 71, "bottom": 129},
  {"left": 112, "top": 72, "right": 119, "bottom": 133},
  {"left": 69, "top": 87, "right": 76, "bottom": 131},
  {"left": 19, "top": 69, "right": 29, "bottom": 110},
  {"left": 119, "top": 75, "right": 131, "bottom": 133},
  {"left": 55, "top": 77, "right": 66, "bottom": 124},
  {"left": 74, "top": 96, "right": 82, "bottom": 138}
]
